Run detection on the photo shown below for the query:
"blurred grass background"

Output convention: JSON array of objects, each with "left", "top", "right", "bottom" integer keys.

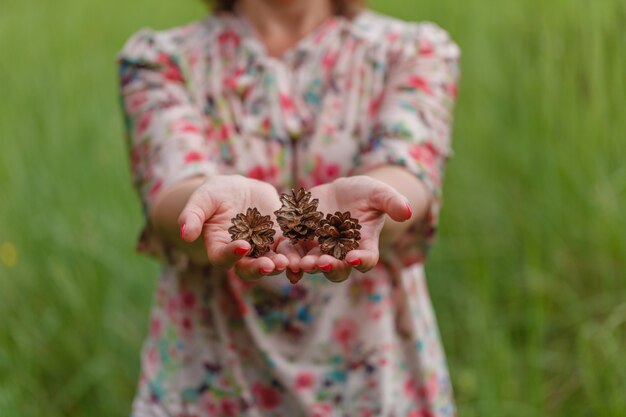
[{"left": 1, "top": 0, "right": 625, "bottom": 415}]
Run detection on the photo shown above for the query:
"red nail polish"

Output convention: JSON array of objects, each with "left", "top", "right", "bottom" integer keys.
[
  {"left": 348, "top": 258, "right": 362, "bottom": 267},
  {"left": 234, "top": 246, "right": 249, "bottom": 256},
  {"left": 406, "top": 203, "right": 413, "bottom": 219},
  {"left": 180, "top": 224, "right": 186, "bottom": 239},
  {"left": 320, "top": 264, "right": 332, "bottom": 272}
]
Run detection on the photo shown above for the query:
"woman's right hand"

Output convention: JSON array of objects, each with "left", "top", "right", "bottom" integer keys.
[{"left": 178, "top": 175, "right": 291, "bottom": 280}]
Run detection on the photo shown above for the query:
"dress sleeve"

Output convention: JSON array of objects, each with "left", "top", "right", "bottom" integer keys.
[
  {"left": 118, "top": 29, "right": 217, "bottom": 262},
  {"left": 355, "top": 23, "right": 461, "bottom": 266},
  {"left": 118, "top": 28, "right": 217, "bottom": 212}
]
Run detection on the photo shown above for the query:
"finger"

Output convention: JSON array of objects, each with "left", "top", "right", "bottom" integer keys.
[
  {"left": 234, "top": 256, "right": 276, "bottom": 281},
  {"left": 369, "top": 182, "right": 412, "bottom": 222},
  {"left": 344, "top": 249, "right": 378, "bottom": 273},
  {"left": 317, "top": 255, "right": 351, "bottom": 282},
  {"left": 275, "top": 239, "right": 304, "bottom": 275},
  {"left": 267, "top": 253, "right": 289, "bottom": 275},
  {"left": 202, "top": 238, "right": 250, "bottom": 268},
  {"left": 178, "top": 189, "right": 217, "bottom": 241},
  {"left": 286, "top": 268, "right": 304, "bottom": 284},
  {"left": 300, "top": 247, "right": 323, "bottom": 274}
]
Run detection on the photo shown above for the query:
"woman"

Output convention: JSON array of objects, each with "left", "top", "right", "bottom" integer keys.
[{"left": 118, "top": 0, "right": 460, "bottom": 415}]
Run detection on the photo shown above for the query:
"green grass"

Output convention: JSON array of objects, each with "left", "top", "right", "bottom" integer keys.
[{"left": 1, "top": 0, "right": 625, "bottom": 416}]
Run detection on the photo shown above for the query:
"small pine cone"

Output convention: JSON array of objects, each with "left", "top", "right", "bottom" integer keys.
[
  {"left": 274, "top": 188, "right": 324, "bottom": 244},
  {"left": 316, "top": 211, "right": 362, "bottom": 260},
  {"left": 228, "top": 207, "right": 276, "bottom": 258}
]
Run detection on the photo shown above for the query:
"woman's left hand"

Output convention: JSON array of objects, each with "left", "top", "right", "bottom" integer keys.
[{"left": 293, "top": 176, "right": 412, "bottom": 283}]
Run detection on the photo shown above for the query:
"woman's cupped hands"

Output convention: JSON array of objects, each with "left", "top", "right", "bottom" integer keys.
[{"left": 178, "top": 175, "right": 412, "bottom": 283}]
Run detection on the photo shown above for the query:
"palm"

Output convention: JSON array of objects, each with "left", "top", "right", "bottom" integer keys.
[
  {"left": 291, "top": 176, "right": 410, "bottom": 282},
  {"left": 179, "top": 175, "right": 289, "bottom": 279},
  {"left": 311, "top": 177, "right": 388, "bottom": 257}
]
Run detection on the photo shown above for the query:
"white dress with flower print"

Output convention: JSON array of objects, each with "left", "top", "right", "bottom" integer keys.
[{"left": 118, "top": 9, "right": 460, "bottom": 417}]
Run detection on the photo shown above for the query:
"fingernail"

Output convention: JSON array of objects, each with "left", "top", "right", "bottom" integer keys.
[
  {"left": 320, "top": 264, "right": 333, "bottom": 272},
  {"left": 260, "top": 268, "right": 274, "bottom": 275},
  {"left": 406, "top": 202, "right": 413, "bottom": 218},
  {"left": 290, "top": 268, "right": 300, "bottom": 274},
  {"left": 234, "top": 246, "right": 249, "bottom": 256},
  {"left": 348, "top": 258, "right": 361, "bottom": 267},
  {"left": 180, "top": 224, "right": 186, "bottom": 239},
  {"left": 276, "top": 265, "right": 287, "bottom": 271}
]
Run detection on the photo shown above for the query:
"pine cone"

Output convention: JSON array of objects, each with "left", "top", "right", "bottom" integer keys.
[
  {"left": 274, "top": 188, "right": 324, "bottom": 244},
  {"left": 228, "top": 207, "right": 276, "bottom": 258},
  {"left": 315, "top": 211, "right": 362, "bottom": 260}
]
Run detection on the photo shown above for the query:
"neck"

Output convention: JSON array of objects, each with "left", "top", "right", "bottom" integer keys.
[{"left": 236, "top": 0, "right": 334, "bottom": 57}]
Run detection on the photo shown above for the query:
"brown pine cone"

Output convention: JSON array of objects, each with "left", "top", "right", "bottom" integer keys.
[
  {"left": 315, "top": 211, "right": 362, "bottom": 260},
  {"left": 228, "top": 207, "right": 276, "bottom": 258},
  {"left": 274, "top": 188, "right": 323, "bottom": 244}
]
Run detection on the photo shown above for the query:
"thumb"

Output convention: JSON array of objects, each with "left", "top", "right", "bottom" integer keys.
[
  {"left": 369, "top": 182, "right": 412, "bottom": 222},
  {"left": 178, "top": 188, "right": 218, "bottom": 241}
]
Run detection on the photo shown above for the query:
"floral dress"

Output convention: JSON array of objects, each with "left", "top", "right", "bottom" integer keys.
[{"left": 118, "top": 9, "right": 460, "bottom": 417}]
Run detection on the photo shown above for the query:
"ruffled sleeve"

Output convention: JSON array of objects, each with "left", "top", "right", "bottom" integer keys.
[
  {"left": 356, "top": 22, "right": 461, "bottom": 265},
  {"left": 118, "top": 28, "right": 217, "bottom": 211},
  {"left": 118, "top": 29, "right": 217, "bottom": 261}
]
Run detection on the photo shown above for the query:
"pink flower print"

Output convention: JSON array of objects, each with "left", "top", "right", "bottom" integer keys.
[
  {"left": 202, "top": 397, "right": 218, "bottom": 416},
  {"left": 418, "top": 38, "right": 435, "bottom": 56},
  {"left": 149, "top": 316, "right": 162, "bottom": 337},
  {"left": 181, "top": 316, "right": 193, "bottom": 335},
  {"left": 409, "top": 143, "right": 437, "bottom": 167},
  {"left": 404, "top": 377, "right": 418, "bottom": 397},
  {"left": 321, "top": 50, "right": 338, "bottom": 73},
  {"left": 126, "top": 91, "right": 147, "bottom": 113},
  {"left": 155, "top": 53, "right": 184, "bottom": 83},
  {"left": 447, "top": 82, "right": 458, "bottom": 98},
  {"left": 172, "top": 119, "right": 200, "bottom": 134},
  {"left": 136, "top": 112, "right": 151, "bottom": 135},
  {"left": 165, "top": 294, "right": 180, "bottom": 317},
  {"left": 218, "top": 29, "right": 241, "bottom": 48},
  {"left": 407, "top": 409, "right": 434, "bottom": 417},
  {"left": 181, "top": 291, "right": 197, "bottom": 310},
  {"left": 279, "top": 93, "right": 295, "bottom": 114},
  {"left": 407, "top": 75, "right": 434, "bottom": 95},
  {"left": 386, "top": 32, "right": 401, "bottom": 44},
  {"left": 310, "top": 403, "right": 333, "bottom": 417},
  {"left": 130, "top": 142, "right": 150, "bottom": 174},
  {"left": 218, "top": 124, "right": 232, "bottom": 141},
  {"left": 332, "top": 318, "right": 358, "bottom": 348},
  {"left": 184, "top": 151, "right": 206, "bottom": 164},
  {"left": 360, "top": 276, "right": 376, "bottom": 295},
  {"left": 311, "top": 155, "right": 341, "bottom": 185},
  {"left": 251, "top": 382, "right": 281, "bottom": 409},
  {"left": 247, "top": 165, "right": 279, "bottom": 181},
  {"left": 410, "top": 142, "right": 441, "bottom": 186},
  {"left": 368, "top": 93, "right": 384, "bottom": 117},
  {"left": 144, "top": 346, "right": 160, "bottom": 377},
  {"left": 148, "top": 178, "right": 163, "bottom": 199},
  {"left": 163, "top": 64, "right": 184, "bottom": 83},
  {"left": 294, "top": 371, "right": 315, "bottom": 390},
  {"left": 219, "top": 398, "right": 238, "bottom": 416}
]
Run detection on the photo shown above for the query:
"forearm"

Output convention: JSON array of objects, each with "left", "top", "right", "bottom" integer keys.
[
  {"left": 363, "top": 166, "right": 432, "bottom": 245},
  {"left": 149, "top": 175, "right": 208, "bottom": 263}
]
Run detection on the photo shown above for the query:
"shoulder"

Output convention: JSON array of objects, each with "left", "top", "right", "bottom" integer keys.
[
  {"left": 347, "top": 10, "right": 461, "bottom": 61},
  {"left": 117, "top": 16, "right": 224, "bottom": 63}
]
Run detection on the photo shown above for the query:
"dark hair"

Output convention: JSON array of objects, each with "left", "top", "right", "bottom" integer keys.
[{"left": 205, "top": 0, "right": 365, "bottom": 18}]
